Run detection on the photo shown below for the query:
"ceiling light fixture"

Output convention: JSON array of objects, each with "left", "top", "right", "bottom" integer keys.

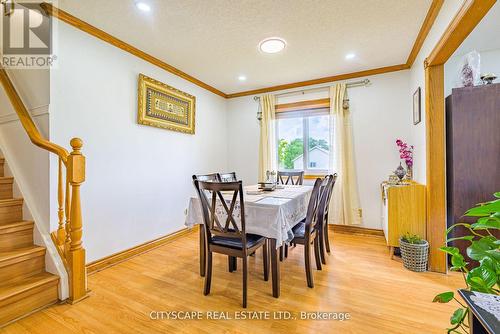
[
  {"left": 345, "top": 53, "right": 356, "bottom": 60},
  {"left": 135, "top": 1, "right": 151, "bottom": 12},
  {"left": 259, "top": 37, "right": 286, "bottom": 54},
  {"left": 238, "top": 75, "right": 247, "bottom": 81}
]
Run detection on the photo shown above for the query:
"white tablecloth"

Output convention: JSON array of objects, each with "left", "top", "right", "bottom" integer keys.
[{"left": 185, "top": 185, "right": 312, "bottom": 247}]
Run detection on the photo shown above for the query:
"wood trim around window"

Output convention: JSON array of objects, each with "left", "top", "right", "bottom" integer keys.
[
  {"left": 275, "top": 98, "right": 330, "bottom": 113},
  {"left": 303, "top": 174, "right": 327, "bottom": 180}
]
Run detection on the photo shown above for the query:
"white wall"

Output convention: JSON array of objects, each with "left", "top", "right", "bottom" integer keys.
[
  {"left": 445, "top": 49, "right": 500, "bottom": 96},
  {"left": 0, "top": 69, "right": 50, "bottom": 228},
  {"left": 0, "top": 0, "right": 471, "bottom": 263},
  {"left": 227, "top": 70, "right": 412, "bottom": 229},
  {"left": 445, "top": 1, "right": 500, "bottom": 95},
  {"left": 0, "top": 68, "right": 69, "bottom": 298},
  {"left": 408, "top": 0, "right": 466, "bottom": 184},
  {"left": 50, "top": 22, "right": 228, "bottom": 262}
]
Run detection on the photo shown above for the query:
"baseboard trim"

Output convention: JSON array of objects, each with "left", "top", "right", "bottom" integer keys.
[
  {"left": 329, "top": 224, "right": 384, "bottom": 237},
  {"left": 86, "top": 226, "right": 197, "bottom": 275}
]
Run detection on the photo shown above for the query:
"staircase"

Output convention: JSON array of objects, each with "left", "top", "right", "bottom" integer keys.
[{"left": 0, "top": 157, "right": 59, "bottom": 327}]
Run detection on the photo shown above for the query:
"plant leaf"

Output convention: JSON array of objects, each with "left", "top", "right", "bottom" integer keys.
[
  {"left": 467, "top": 237, "right": 497, "bottom": 261},
  {"left": 486, "top": 249, "right": 500, "bottom": 262},
  {"left": 450, "top": 308, "right": 465, "bottom": 325},
  {"left": 450, "top": 253, "right": 467, "bottom": 268},
  {"left": 465, "top": 199, "right": 500, "bottom": 217},
  {"left": 467, "top": 265, "right": 497, "bottom": 292},
  {"left": 468, "top": 277, "right": 490, "bottom": 293},
  {"left": 450, "top": 265, "right": 466, "bottom": 271},
  {"left": 479, "top": 257, "right": 500, "bottom": 277},
  {"left": 447, "top": 236, "right": 475, "bottom": 243},
  {"left": 471, "top": 217, "right": 500, "bottom": 230},
  {"left": 433, "top": 291, "right": 454, "bottom": 303},
  {"left": 440, "top": 246, "right": 460, "bottom": 256}
]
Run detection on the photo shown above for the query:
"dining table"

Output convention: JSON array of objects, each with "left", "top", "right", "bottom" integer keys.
[{"left": 185, "top": 184, "right": 313, "bottom": 298}]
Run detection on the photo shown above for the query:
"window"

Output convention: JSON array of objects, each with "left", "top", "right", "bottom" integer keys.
[{"left": 276, "top": 107, "right": 331, "bottom": 175}]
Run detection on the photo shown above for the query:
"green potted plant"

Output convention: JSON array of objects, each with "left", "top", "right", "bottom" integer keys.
[
  {"left": 433, "top": 192, "right": 499, "bottom": 333},
  {"left": 400, "top": 232, "right": 429, "bottom": 272}
]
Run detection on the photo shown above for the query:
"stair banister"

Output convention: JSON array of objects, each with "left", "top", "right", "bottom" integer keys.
[
  {"left": 0, "top": 69, "right": 69, "bottom": 163},
  {"left": 0, "top": 67, "right": 87, "bottom": 303}
]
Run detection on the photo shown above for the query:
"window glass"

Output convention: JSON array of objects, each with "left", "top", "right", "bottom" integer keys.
[
  {"left": 276, "top": 109, "right": 331, "bottom": 174},
  {"left": 277, "top": 117, "right": 304, "bottom": 170},
  {"left": 307, "top": 115, "right": 330, "bottom": 170}
]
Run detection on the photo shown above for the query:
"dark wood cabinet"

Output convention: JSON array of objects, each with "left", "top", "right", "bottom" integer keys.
[{"left": 446, "top": 83, "right": 500, "bottom": 261}]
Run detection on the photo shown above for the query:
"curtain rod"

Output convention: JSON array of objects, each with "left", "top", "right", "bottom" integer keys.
[{"left": 253, "top": 79, "right": 370, "bottom": 101}]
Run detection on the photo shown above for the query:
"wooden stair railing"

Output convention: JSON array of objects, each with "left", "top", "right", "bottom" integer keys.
[{"left": 0, "top": 68, "right": 87, "bottom": 303}]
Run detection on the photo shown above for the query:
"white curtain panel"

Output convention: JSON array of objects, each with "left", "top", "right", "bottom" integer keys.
[
  {"left": 329, "top": 84, "right": 362, "bottom": 225},
  {"left": 258, "top": 94, "right": 277, "bottom": 182}
]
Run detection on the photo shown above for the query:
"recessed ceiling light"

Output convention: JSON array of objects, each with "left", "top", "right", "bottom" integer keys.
[
  {"left": 259, "top": 37, "right": 286, "bottom": 54},
  {"left": 135, "top": 1, "right": 151, "bottom": 12},
  {"left": 238, "top": 75, "right": 247, "bottom": 81},
  {"left": 345, "top": 53, "right": 356, "bottom": 60}
]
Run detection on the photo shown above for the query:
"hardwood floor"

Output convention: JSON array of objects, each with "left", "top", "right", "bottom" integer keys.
[{"left": 1, "top": 231, "right": 463, "bottom": 333}]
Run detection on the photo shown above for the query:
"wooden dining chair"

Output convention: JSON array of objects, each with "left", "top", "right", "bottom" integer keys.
[
  {"left": 193, "top": 180, "right": 269, "bottom": 308},
  {"left": 277, "top": 171, "right": 304, "bottom": 185},
  {"left": 317, "top": 174, "right": 337, "bottom": 264},
  {"left": 193, "top": 173, "right": 223, "bottom": 277},
  {"left": 194, "top": 173, "right": 219, "bottom": 182},
  {"left": 218, "top": 172, "right": 237, "bottom": 182},
  {"left": 290, "top": 178, "right": 323, "bottom": 288},
  {"left": 283, "top": 174, "right": 335, "bottom": 262},
  {"left": 193, "top": 173, "right": 235, "bottom": 275}
]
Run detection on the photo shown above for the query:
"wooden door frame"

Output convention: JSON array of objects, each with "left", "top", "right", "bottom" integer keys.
[{"left": 424, "top": 0, "right": 496, "bottom": 273}]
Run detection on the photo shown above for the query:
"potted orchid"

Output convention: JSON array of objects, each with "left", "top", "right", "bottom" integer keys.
[{"left": 396, "top": 139, "right": 414, "bottom": 180}]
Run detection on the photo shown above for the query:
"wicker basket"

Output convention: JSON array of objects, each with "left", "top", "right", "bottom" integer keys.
[{"left": 399, "top": 238, "right": 429, "bottom": 272}]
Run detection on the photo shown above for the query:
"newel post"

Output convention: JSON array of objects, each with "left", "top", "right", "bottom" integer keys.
[{"left": 67, "top": 137, "right": 87, "bottom": 303}]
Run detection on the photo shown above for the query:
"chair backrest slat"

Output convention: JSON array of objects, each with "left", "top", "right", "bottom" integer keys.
[
  {"left": 218, "top": 172, "right": 237, "bottom": 182},
  {"left": 193, "top": 180, "right": 246, "bottom": 245},
  {"left": 316, "top": 173, "right": 338, "bottom": 227},
  {"left": 277, "top": 171, "right": 304, "bottom": 185},
  {"left": 303, "top": 178, "right": 323, "bottom": 237},
  {"left": 193, "top": 173, "right": 219, "bottom": 182}
]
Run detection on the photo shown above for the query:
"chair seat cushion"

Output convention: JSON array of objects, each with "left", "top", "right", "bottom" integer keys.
[
  {"left": 292, "top": 222, "right": 306, "bottom": 238},
  {"left": 211, "top": 233, "right": 265, "bottom": 250}
]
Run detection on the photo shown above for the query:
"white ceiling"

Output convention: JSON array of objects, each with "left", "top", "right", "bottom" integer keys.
[{"left": 58, "top": 0, "right": 433, "bottom": 94}]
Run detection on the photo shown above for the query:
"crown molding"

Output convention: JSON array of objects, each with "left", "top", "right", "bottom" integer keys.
[
  {"left": 426, "top": 0, "right": 496, "bottom": 66},
  {"left": 226, "top": 64, "right": 410, "bottom": 98},
  {"left": 406, "top": 0, "right": 444, "bottom": 67},
  {"left": 42, "top": 1, "right": 443, "bottom": 100},
  {"left": 40, "top": 3, "right": 227, "bottom": 98}
]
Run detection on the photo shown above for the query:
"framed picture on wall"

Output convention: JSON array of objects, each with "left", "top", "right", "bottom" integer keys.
[
  {"left": 137, "top": 74, "right": 196, "bottom": 134},
  {"left": 413, "top": 87, "right": 421, "bottom": 125}
]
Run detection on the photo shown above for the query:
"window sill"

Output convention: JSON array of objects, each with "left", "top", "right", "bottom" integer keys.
[{"left": 304, "top": 174, "right": 327, "bottom": 180}]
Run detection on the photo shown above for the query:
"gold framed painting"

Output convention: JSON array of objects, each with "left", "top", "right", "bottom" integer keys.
[{"left": 137, "top": 74, "right": 196, "bottom": 134}]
